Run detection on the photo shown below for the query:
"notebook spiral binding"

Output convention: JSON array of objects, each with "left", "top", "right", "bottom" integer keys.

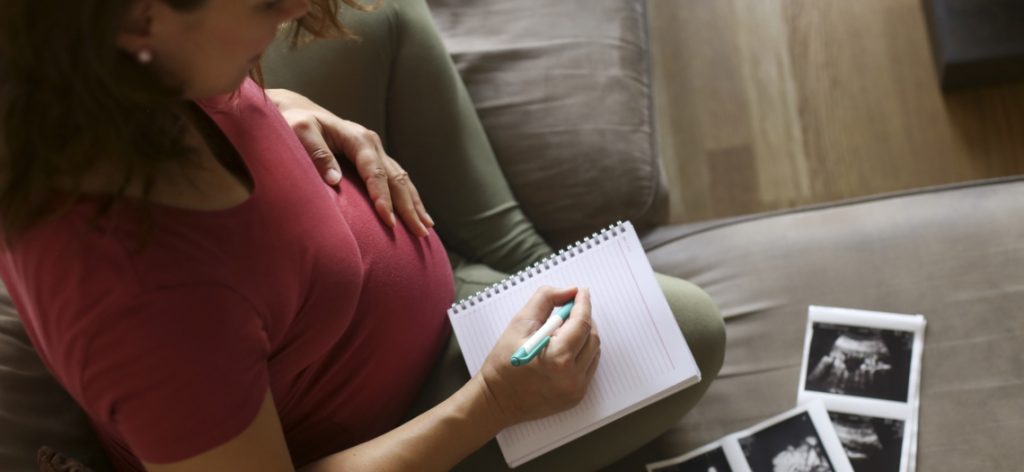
[{"left": 449, "top": 220, "right": 627, "bottom": 315}]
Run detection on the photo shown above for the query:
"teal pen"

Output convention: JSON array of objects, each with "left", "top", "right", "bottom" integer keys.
[{"left": 510, "top": 300, "right": 575, "bottom": 366}]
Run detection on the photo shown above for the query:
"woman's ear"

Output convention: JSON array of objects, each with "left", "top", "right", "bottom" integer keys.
[{"left": 115, "top": 0, "right": 155, "bottom": 54}]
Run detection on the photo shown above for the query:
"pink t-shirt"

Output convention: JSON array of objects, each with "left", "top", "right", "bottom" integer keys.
[{"left": 0, "top": 79, "right": 454, "bottom": 469}]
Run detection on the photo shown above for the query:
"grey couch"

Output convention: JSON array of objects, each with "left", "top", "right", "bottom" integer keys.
[
  {"left": 616, "top": 177, "right": 1024, "bottom": 470},
  {"left": 1, "top": 0, "right": 1022, "bottom": 470},
  {"left": 428, "top": 1, "right": 1024, "bottom": 470}
]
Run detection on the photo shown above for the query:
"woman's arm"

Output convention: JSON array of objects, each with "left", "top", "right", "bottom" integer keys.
[
  {"left": 303, "top": 286, "right": 598, "bottom": 472},
  {"left": 143, "top": 391, "right": 294, "bottom": 472},
  {"left": 300, "top": 375, "right": 503, "bottom": 472},
  {"left": 141, "top": 382, "right": 501, "bottom": 472},
  {"left": 139, "top": 286, "right": 597, "bottom": 472}
]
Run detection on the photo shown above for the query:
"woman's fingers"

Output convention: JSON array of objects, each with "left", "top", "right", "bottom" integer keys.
[
  {"left": 575, "top": 319, "right": 600, "bottom": 365},
  {"left": 332, "top": 121, "right": 434, "bottom": 236},
  {"left": 547, "top": 288, "right": 594, "bottom": 361},
  {"left": 335, "top": 124, "right": 394, "bottom": 227},
  {"left": 381, "top": 157, "right": 431, "bottom": 237},
  {"left": 268, "top": 88, "right": 343, "bottom": 186},
  {"left": 269, "top": 87, "right": 434, "bottom": 235},
  {"left": 287, "top": 114, "right": 343, "bottom": 185},
  {"left": 584, "top": 350, "right": 600, "bottom": 385},
  {"left": 509, "top": 286, "right": 578, "bottom": 337}
]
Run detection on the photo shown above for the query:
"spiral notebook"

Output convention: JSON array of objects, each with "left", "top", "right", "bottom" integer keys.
[{"left": 447, "top": 221, "right": 701, "bottom": 468}]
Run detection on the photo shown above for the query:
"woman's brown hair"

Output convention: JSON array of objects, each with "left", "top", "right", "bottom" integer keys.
[{"left": 0, "top": 0, "right": 372, "bottom": 249}]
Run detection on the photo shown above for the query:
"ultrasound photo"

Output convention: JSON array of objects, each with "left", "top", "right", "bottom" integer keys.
[
  {"left": 805, "top": 323, "right": 914, "bottom": 402},
  {"left": 650, "top": 446, "right": 733, "bottom": 472},
  {"left": 829, "top": 412, "right": 904, "bottom": 472},
  {"left": 739, "top": 412, "right": 835, "bottom": 472}
]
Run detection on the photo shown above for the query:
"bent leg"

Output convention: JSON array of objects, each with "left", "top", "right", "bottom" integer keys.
[{"left": 407, "top": 269, "right": 726, "bottom": 471}]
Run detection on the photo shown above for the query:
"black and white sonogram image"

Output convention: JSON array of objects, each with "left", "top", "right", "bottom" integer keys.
[
  {"left": 739, "top": 412, "right": 835, "bottom": 472},
  {"left": 828, "top": 412, "right": 904, "bottom": 472},
  {"left": 650, "top": 446, "right": 733, "bottom": 472},
  {"left": 806, "top": 323, "right": 914, "bottom": 402}
]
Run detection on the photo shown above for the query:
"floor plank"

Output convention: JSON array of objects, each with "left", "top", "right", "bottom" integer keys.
[{"left": 649, "top": 0, "right": 1024, "bottom": 223}]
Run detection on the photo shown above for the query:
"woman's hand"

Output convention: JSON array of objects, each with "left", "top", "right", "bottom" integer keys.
[
  {"left": 267, "top": 88, "right": 435, "bottom": 237},
  {"left": 477, "top": 286, "right": 600, "bottom": 426},
  {"left": 298, "top": 286, "right": 597, "bottom": 472}
]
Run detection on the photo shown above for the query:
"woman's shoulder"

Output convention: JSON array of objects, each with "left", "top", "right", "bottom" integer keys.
[
  {"left": 0, "top": 203, "right": 147, "bottom": 317},
  {"left": 1, "top": 203, "right": 266, "bottom": 380},
  {"left": 3, "top": 198, "right": 227, "bottom": 297},
  {"left": 7, "top": 201, "right": 139, "bottom": 276}
]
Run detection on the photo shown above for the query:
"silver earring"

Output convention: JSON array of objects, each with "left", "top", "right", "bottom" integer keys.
[{"left": 137, "top": 49, "right": 153, "bottom": 64}]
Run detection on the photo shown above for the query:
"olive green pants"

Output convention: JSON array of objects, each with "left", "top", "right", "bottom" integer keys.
[{"left": 262, "top": 1, "right": 725, "bottom": 470}]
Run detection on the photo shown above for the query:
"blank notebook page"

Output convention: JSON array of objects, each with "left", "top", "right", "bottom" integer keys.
[{"left": 447, "top": 221, "right": 701, "bottom": 467}]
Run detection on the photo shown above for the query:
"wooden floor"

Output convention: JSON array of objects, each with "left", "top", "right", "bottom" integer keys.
[{"left": 648, "top": 0, "right": 1024, "bottom": 224}]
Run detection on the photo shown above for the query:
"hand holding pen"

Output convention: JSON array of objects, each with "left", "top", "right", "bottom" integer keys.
[
  {"left": 476, "top": 286, "right": 601, "bottom": 427},
  {"left": 510, "top": 300, "right": 575, "bottom": 366}
]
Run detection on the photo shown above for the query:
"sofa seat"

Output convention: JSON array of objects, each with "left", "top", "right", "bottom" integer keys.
[{"left": 602, "top": 176, "right": 1024, "bottom": 470}]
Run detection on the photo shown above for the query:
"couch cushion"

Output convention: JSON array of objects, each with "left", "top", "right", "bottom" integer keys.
[
  {"left": 604, "top": 177, "right": 1024, "bottom": 470},
  {"left": 0, "top": 284, "right": 111, "bottom": 471},
  {"left": 426, "top": 0, "right": 668, "bottom": 247}
]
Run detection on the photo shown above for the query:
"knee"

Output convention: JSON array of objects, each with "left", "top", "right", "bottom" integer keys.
[{"left": 655, "top": 273, "right": 726, "bottom": 382}]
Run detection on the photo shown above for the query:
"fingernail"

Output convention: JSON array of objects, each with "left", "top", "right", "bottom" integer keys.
[
  {"left": 426, "top": 214, "right": 435, "bottom": 226},
  {"left": 389, "top": 211, "right": 397, "bottom": 227},
  {"left": 326, "top": 169, "right": 341, "bottom": 184}
]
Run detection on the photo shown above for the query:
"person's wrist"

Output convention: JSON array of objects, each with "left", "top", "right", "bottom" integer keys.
[{"left": 469, "top": 371, "right": 515, "bottom": 434}]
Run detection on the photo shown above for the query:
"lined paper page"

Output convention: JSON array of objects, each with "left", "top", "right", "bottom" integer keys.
[{"left": 447, "top": 222, "right": 701, "bottom": 467}]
